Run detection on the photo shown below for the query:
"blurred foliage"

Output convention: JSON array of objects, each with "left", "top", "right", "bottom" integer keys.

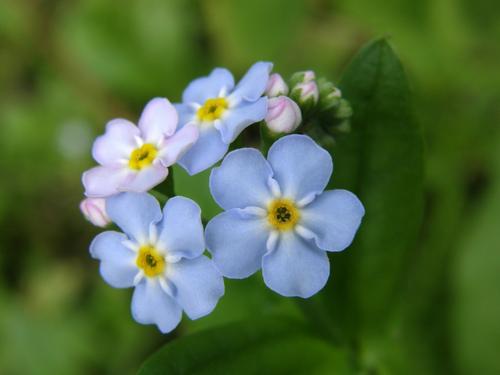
[{"left": 0, "top": 0, "right": 499, "bottom": 374}]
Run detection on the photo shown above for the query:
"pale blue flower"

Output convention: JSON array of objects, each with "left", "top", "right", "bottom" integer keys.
[
  {"left": 205, "top": 135, "right": 364, "bottom": 298},
  {"left": 175, "top": 62, "right": 273, "bottom": 175},
  {"left": 90, "top": 192, "right": 224, "bottom": 333}
]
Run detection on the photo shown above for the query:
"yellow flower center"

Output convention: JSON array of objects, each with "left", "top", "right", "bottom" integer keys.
[
  {"left": 136, "top": 245, "right": 166, "bottom": 277},
  {"left": 129, "top": 144, "right": 157, "bottom": 170},
  {"left": 267, "top": 199, "right": 300, "bottom": 231},
  {"left": 197, "top": 98, "right": 228, "bottom": 122}
]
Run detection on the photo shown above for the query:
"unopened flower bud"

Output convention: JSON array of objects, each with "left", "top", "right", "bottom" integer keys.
[
  {"left": 292, "top": 81, "right": 320, "bottom": 106},
  {"left": 80, "top": 198, "right": 110, "bottom": 227},
  {"left": 265, "top": 96, "right": 302, "bottom": 134},
  {"left": 289, "top": 70, "right": 316, "bottom": 87},
  {"left": 265, "top": 73, "right": 289, "bottom": 97}
]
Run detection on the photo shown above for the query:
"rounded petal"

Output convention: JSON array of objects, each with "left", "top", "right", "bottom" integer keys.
[
  {"left": 205, "top": 209, "right": 268, "bottom": 278},
  {"left": 182, "top": 68, "right": 235, "bottom": 104},
  {"left": 90, "top": 231, "right": 137, "bottom": 288},
  {"left": 138, "top": 97, "right": 178, "bottom": 143},
  {"left": 121, "top": 163, "right": 169, "bottom": 193},
  {"left": 174, "top": 103, "right": 196, "bottom": 127},
  {"left": 82, "top": 166, "right": 132, "bottom": 198},
  {"left": 167, "top": 256, "right": 224, "bottom": 320},
  {"left": 262, "top": 232, "right": 330, "bottom": 298},
  {"left": 217, "top": 97, "right": 268, "bottom": 144},
  {"left": 131, "top": 280, "right": 182, "bottom": 333},
  {"left": 157, "top": 124, "right": 199, "bottom": 167},
  {"left": 178, "top": 126, "right": 229, "bottom": 175},
  {"left": 267, "top": 134, "right": 333, "bottom": 201},
  {"left": 209, "top": 148, "right": 274, "bottom": 210},
  {"left": 92, "top": 119, "right": 140, "bottom": 166},
  {"left": 231, "top": 61, "right": 273, "bottom": 102},
  {"left": 106, "top": 192, "right": 162, "bottom": 244},
  {"left": 156, "top": 197, "right": 205, "bottom": 259},
  {"left": 300, "top": 189, "right": 364, "bottom": 252}
]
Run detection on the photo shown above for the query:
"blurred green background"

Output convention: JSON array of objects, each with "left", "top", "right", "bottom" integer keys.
[{"left": 1, "top": 0, "right": 499, "bottom": 374}]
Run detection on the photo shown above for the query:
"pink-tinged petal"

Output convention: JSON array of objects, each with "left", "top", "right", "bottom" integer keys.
[
  {"left": 83, "top": 166, "right": 133, "bottom": 198},
  {"left": 121, "top": 163, "right": 169, "bottom": 193},
  {"left": 157, "top": 124, "right": 199, "bottom": 167},
  {"left": 92, "top": 119, "right": 140, "bottom": 167},
  {"left": 138, "top": 98, "right": 178, "bottom": 143}
]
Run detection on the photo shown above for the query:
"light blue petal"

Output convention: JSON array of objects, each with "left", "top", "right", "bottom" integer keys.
[
  {"left": 156, "top": 197, "right": 205, "bottom": 259},
  {"left": 300, "top": 189, "right": 364, "bottom": 252},
  {"left": 167, "top": 256, "right": 224, "bottom": 319},
  {"left": 218, "top": 98, "right": 268, "bottom": 144},
  {"left": 106, "top": 192, "right": 162, "bottom": 244},
  {"left": 267, "top": 134, "right": 333, "bottom": 202},
  {"left": 262, "top": 232, "right": 330, "bottom": 298},
  {"left": 205, "top": 209, "right": 269, "bottom": 278},
  {"left": 210, "top": 148, "right": 274, "bottom": 210},
  {"left": 174, "top": 103, "right": 196, "bottom": 127},
  {"left": 131, "top": 280, "right": 182, "bottom": 334},
  {"left": 90, "top": 231, "right": 137, "bottom": 288},
  {"left": 182, "top": 68, "right": 235, "bottom": 104},
  {"left": 178, "top": 126, "right": 229, "bottom": 175},
  {"left": 230, "top": 61, "right": 273, "bottom": 102}
]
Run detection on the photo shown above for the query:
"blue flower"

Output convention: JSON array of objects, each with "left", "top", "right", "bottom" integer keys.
[
  {"left": 90, "top": 192, "right": 224, "bottom": 333},
  {"left": 205, "top": 135, "right": 364, "bottom": 298},
  {"left": 175, "top": 61, "right": 273, "bottom": 175}
]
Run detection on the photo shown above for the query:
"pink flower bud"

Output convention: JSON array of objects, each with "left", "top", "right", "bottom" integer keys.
[
  {"left": 302, "top": 70, "right": 316, "bottom": 82},
  {"left": 295, "top": 81, "right": 319, "bottom": 104},
  {"left": 265, "top": 73, "right": 289, "bottom": 97},
  {"left": 265, "top": 96, "right": 302, "bottom": 134},
  {"left": 80, "top": 198, "right": 110, "bottom": 227}
]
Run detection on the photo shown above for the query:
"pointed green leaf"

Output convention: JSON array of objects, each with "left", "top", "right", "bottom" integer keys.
[{"left": 138, "top": 317, "right": 353, "bottom": 375}]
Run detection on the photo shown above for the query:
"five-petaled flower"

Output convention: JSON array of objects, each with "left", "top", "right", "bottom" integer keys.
[
  {"left": 90, "top": 192, "right": 224, "bottom": 333},
  {"left": 174, "top": 61, "right": 273, "bottom": 175},
  {"left": 83, "top": 98, "right": 198, "bottom": 197},
  {"left": 205, "top": 135, "right": 364, "bottom": 298}
]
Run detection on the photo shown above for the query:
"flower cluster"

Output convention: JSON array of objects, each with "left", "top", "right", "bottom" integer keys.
[{"left": 80, "top": 62, "right": 364, "bottom": 333}]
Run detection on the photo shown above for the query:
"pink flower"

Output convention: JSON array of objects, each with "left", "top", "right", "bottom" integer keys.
[
  {"left": 80, "top": 198, "right": 110, "bottom": 227},
  {"left": 265, "top": 73, "right": 289, "bottom": 97},
  {"left": 265, "top": 96, "right": 302, "bottom": 133},
  {"left": 82, "top": 98, "right": 198, "bottom": 197}
]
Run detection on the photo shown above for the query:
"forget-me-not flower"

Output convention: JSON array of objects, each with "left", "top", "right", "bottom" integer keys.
[
  {"left": 90, "top": 192, "right": 224, "bottom": 333},
  {"left": 83, "top": 98, "right": 198, "bottom": 197},
  {"left": 205, "top": 135, "right": 364, "bottom": 298},
  {"left": 175, "top": 62, "right": 273, "bottom": 175}
]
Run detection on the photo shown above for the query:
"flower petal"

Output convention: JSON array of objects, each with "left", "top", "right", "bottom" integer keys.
[
  {"left": 300, "top": 189, "right": 364, "bottom": 252},
  {"left": 182, "top": 68, "right": 235, "bottom": 104},
  {"left": 131, "top": 280, "right": 182, "bottom": 333},
  {"left": 92, "top": 119, "right": 140, "bottom": 166},
  {"left": 267, "top": 134, "right": 333, "bottom": 201},
  {"left": 156, "top": 197, "right": 205, "bottom": 259},
  {"left": 262, "top": 232, "right": 330, "bottom": 298},
  {"left": 174, "top": 103, "right": 196, "bottom": 127},
  {"left": 217, "top": 97, "right": 267, "bottom": 144},
  {"left": 138, "top": 97, "right": 178, "bottom": 143},
  {"left": 209, "top": 148, "right": 274, "bottom": 210},
  {"left": 106, "top": 192, "right": 162, "bottom": 244},
  {"left": 230, "top": 61, "right": 273, "bottom": 102},
  {"left": 167, "top": 256, "right": 224, "bottom": 320},
  {"left": 90, "top": 231, "right": 137, "bottom": 288},
  {"left": 82, "top": 166, "right": 132, "bottom": 198},
  {"left": 121, "top": 163, "right": 169, "bottom": 193},
  {"left": 178, "top": 126, "right": 229, "bottom": 175},
  {"left": 205, "top": 209, "right": 268, "bottom": 278},
  {"left": 157, "top": 124, "right": 199, "bottom": 167}
]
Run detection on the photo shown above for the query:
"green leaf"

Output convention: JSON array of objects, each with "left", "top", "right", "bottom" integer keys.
[
  {"left": 138, "top": 317, "right": 353, "bottom": 375},
  {"left": 311, "top": 38, "right": 424, "bottom": 337}
]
